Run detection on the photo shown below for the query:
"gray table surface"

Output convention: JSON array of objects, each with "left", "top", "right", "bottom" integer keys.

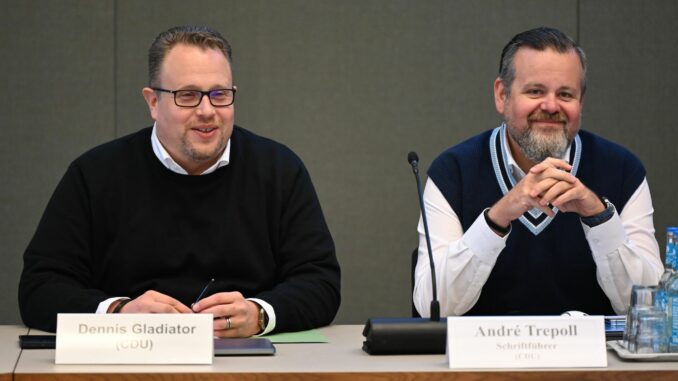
[
  {"left": 0, "top": 325, "right": 28, "bottom": 376},
  {"left": 12, "top": 324, "right": 678, "bottom": 375}
]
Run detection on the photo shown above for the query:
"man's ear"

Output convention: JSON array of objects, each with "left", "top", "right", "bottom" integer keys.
[
  {"left": 493, "top": 77, "right": 507, "bottom": 115},
  {"left": 142, "top": 87, "right": 159, "bottom": 121}
]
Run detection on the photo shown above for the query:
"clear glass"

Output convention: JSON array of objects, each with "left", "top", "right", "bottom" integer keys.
[
  {"left": 624, "top": 285, "right": 657, "bottom": 350},
  {"left": 634, "top": 308, "right": 667, "bottom": 353}
]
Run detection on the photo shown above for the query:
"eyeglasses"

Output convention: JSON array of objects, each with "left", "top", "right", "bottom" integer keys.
[{"left": 152, "top": 87, "right": 236, "bottom": 107}]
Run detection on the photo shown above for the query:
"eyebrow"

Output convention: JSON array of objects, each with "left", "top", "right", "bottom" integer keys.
[
  {"left": 175, "top": 84, "right": 233, "bottom": 90},
  {"left": 521, "top": 83, "right": 579, "bottom": 92}
]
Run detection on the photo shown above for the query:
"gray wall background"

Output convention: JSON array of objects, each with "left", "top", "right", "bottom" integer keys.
[{"left": 1, "top": 0, "right": 677, "bottom": 325}]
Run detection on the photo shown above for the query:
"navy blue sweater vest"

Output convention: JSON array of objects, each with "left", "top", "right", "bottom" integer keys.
[{"left": 428, "top": 127, "right": 645, "bottom": 315}]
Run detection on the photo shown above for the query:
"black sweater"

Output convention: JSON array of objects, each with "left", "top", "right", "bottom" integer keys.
[{"left": 19, "top": 126, "right": 341, "bottom": 332}]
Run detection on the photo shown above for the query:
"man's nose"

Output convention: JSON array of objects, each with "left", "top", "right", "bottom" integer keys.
[
  {"left": 196, "top": 94, "right": 216, "bottom": 116},
  {"left": 540, "top": 94, "right": 559, "bottom": 114}
]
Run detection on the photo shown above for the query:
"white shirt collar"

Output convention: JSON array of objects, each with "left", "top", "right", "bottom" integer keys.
[
  {"left": 501, "top": 125, "right": 571, "bottom": 181},
  {"left": 151, "top": 123, "right": 231, "bottom": 175}
]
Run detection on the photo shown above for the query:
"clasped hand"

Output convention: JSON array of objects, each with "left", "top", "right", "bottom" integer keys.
[
  {"left": 113, "top": 290, "right": 260, "bottom": 337},
  {"left": 488, "top": 158, "right": 605, "bottom": 228}
]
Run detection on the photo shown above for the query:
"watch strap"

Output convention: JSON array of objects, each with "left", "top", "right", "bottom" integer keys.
[
  {"left": 581, "top": 197, "right": 615, "bottom": 227},
  {"left": 111, "top": 298, "right": 131, "bottom": 313},
  {"left": 484, "top": 208, "right": 510, "bottom": 235}
]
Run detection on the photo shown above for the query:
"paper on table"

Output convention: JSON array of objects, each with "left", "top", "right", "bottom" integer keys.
[{"left": 264, "top": 329, "right": 328, "bottom": 343}]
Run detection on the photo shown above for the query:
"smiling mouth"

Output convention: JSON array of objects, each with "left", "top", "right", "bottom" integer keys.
[
  {"left": 193, "top": 127, "right": 217, "bottom": 133},
  {"left": 531, "top": 120, "right": 564, "bottom": 124},
  {"left": 528, "top": 112, "right": 566, "bottom": 124}
]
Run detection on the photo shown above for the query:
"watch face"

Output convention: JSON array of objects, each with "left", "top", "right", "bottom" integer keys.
[
  {"left": 259, "top": 308, "right": 266, "bottom": 331},
  {"left": 602, "top": 197, "right": 613, "bottom": 210}
]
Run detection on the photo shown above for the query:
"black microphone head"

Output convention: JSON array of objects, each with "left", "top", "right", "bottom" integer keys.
[{"left": 407, "top": 151, "right": 419, "bottom": 165}]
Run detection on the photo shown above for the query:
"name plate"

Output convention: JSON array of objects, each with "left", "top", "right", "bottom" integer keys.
[
  {"left": 447, "top": 316, "right": 607, "bottom": 368},
  {"left": 55, "top": 313, "right": 213, "bottom": 364}
]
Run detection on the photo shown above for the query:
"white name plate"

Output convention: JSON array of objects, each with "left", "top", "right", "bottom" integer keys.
[
  {"left": 55, "top": 313, "right": 213, "bottom": 364},
  {"left": 447, "top": 316, "right": 607, "bottom": 368}
]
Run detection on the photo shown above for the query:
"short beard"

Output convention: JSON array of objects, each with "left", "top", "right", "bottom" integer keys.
[
  {"left": 181, "top": 135, "right": 227, "bottom": 163},
  {"left": 509, "top": 122, "right": 571, "bottom": 164},
  {"left": 184, "top": 145, "right": 224, "bottom": 162}
]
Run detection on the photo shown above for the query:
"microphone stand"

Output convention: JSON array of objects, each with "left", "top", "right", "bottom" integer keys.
[
  {"left": 361, "top": 152, "right": 446, "bottom": 355},
  {"left": 410, "top": 152, "right": 440, "bottom": 322}
]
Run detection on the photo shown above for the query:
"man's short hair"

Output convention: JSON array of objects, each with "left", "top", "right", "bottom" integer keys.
[
  {"left": 498, "top": 27, "right": 587, "bottom": 96},
  {"left": 148, "top": 25, "right": 233, "bottom": 87}
]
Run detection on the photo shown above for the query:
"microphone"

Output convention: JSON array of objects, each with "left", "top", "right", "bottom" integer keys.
[
  {"left": 407, "top": 151, "right": 440, "bottom": 321},
  {"left": 361, "top": 151, "right": 446, "bottom": 355}
]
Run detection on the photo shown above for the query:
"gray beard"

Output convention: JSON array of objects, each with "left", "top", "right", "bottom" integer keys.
[{"left": 511, "top": 125, "right": 570, "bottom": 163}]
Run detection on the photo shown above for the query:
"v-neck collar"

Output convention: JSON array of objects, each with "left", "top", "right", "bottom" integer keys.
[{"left": 489, "top": 123, "right": 582, "bottom": 235}]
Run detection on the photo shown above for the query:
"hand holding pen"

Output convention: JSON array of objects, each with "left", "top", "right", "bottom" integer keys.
[
  {"left": 192, "top": 278, "right": 215, "bottom": 308},
  {"left": 192, "top": 280, "right": 262, "bottom": 337}
]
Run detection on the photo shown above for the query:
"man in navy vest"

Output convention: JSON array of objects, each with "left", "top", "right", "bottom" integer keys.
[{"left": 413, "top": 27, "right": 662, "bottom": 317}]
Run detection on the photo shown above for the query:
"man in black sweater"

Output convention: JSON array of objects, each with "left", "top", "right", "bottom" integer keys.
[{"left": 18, "top": 26, "right": 340, "bottom": 337}]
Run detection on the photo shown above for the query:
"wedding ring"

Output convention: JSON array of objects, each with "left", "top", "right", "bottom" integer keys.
[{"left": 226, "top": 317, "right": 232, "bottom": 329}]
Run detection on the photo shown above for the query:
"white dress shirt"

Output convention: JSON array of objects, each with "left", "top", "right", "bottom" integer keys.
[
  {"left": 413, "top": 128, "right": 663, "bottom": 317},
  {"left": 97, "top": 124, "right": 276, "bottom": 335}
]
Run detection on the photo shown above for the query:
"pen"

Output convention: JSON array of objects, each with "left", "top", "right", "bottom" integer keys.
[{"left": 192, "top": 278, "right": 215, "bottom": 307}]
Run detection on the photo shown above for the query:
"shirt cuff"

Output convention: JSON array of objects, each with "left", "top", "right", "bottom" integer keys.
[
  {"left": 247, "top": 297, "right": 276, "bottom": 336},
  {"left": 462, "top": 209, "right": 508, "bottom": 265},
  {"left": 96, "top": 297, "right": 129, "bottom": 314},
  {"left": 582, "top": 210, "right": 625, "bottom": 255}
]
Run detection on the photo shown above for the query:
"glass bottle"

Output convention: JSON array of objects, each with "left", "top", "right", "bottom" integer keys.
[
  {"left": 656, "top": 227, "right": 677, "bottom": 312},
  {"left": 666, "top": 228, "right": 678, "bottom": 352}
]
